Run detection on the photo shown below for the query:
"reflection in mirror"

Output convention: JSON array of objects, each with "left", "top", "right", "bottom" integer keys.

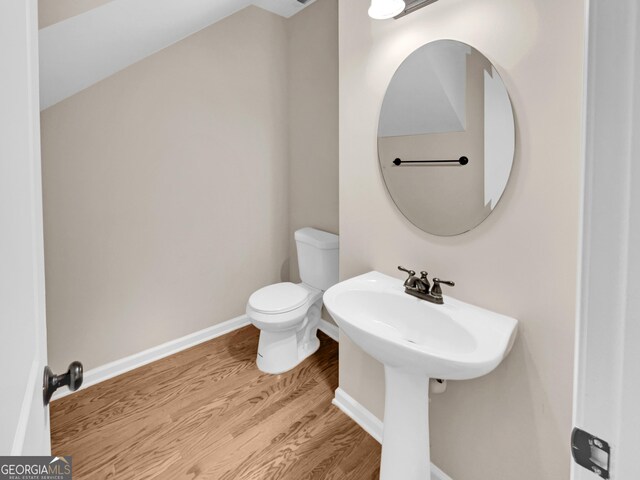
[{"left": 378, "top": 40, "right": 515, "bottom": 236}]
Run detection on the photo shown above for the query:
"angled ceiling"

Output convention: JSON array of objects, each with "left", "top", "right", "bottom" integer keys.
[
  {"left": 378, "top": 42, "right": 470, "bottom": 137},
  {"left": 39, "top": 0, "right": 316, "bottom": 110}
]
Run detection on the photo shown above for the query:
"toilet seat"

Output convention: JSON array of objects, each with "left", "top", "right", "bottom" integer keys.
[
  {"left": 248, "top": 282, "right": 309, "bottom": 314},
  {"left": 247, "top": 282, "right": 314, "bottom": 332},
  {"left": 248, "top": 303, "right": 309, "bottom": 331}
]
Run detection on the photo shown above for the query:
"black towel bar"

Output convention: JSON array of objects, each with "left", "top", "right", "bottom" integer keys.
[{"left": 392, "top": 156, "right": 468, "bottom": 166}]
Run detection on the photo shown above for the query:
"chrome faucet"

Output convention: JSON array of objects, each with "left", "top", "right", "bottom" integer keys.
[{"left": 397, "top": 266, "right": 454, "bottom": 305}]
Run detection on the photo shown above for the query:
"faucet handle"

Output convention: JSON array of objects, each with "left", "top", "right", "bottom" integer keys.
[
  {"left": 398, "top": 266, "right": 416, "bottom": 288},
  {"left": 398, "top": 266, "right": 416, "bottom": 277},
  {"left": 431, "top": 278, "right": 455, "bottom": 297},
  {"left": 420, "top": 271, "right": 429, "bottom": 279}
]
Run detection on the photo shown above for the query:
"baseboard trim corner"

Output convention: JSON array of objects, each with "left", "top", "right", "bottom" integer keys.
[
  {"left": 51, "top": 315, "right": 251, "bottom": 402},
  {"left": 332, "top": 387, "right": 452, "bottom": 480},
  {"left": 332, "top": 387, "right": 383, "bottom": 442},
  {"left": 318, "top": 318, "right": 339, "bottom": 342}
]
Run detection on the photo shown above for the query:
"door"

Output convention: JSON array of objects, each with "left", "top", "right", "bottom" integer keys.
[
  {"left": 572, "top": 1, "right": 640, "bottom": 478},
  {"left": 0, "top": 0, "right": 51, "bottom": 455}
]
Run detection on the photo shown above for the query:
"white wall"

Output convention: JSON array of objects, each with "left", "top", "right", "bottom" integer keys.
[
  {"left": 338, "top": 0, "right": 585, "bottom": 478},
  {"left": 484, "top": 66, "right": 515, "bottom": 209},
  {"left": 572, "top": 1, "right": 640, "bottom": 478},
  {"left": 0, "top": 0, "right": 50, "bottom": 456},
  {"left": 38, "top": 0, "right": 318, "bottom": 109}
]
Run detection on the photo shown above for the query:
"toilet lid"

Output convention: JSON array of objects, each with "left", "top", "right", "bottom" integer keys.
[{"left": 248, "top": 282, "right": 309, "bottom": 314}]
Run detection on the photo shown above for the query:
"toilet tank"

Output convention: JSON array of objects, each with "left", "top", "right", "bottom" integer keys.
[{"left": 295, "top": 227, "right": 339, "bottom": 291}]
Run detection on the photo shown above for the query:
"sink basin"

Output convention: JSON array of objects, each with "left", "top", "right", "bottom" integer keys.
[
  {"left": 324, "top": 271, "right": 518, "bottom": 480},
  {"left": 323, "top": 271, "right": 518, "bottom": 380}
]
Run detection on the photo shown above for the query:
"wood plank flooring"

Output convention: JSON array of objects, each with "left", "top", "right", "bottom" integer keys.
[{"left": 51, "top": 326, "right": 381, "bottom": 479}]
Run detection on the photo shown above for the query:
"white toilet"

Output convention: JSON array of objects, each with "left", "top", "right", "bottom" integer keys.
[{"left": 246, "top": 227, "right": 339, "bottom": 374}]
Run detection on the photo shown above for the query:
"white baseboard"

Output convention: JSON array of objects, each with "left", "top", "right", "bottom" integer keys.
[
  {"left": 52, "top": 314, "right": 250, "bottom": 401},
  {"left": 333, "top": 387, "right": 383, "bottom": 442},
  {"left": 318, "top": 318, "right": 339, "bottom": 342},
  {"left": 332, "top": 387, "right": 452, "bottom": 480},
  {"left": 53, "top": 314, "right": 339, "bottom": 402}
]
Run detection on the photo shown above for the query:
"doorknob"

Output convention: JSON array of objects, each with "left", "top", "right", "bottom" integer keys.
[{"left": 43, "top": 361, "right": 83, "bottom": 406}]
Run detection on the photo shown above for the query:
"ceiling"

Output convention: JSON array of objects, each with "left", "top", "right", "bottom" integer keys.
[{"left": 39, "top": 0, "right": 316, "bottom": 110}]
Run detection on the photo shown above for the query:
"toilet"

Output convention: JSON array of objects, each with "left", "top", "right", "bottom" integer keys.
[{"left": 246, "top": 227, "right": 339, "bottom": 374}]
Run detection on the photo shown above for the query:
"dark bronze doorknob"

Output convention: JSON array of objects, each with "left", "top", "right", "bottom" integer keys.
[{"left": 43, "top": 361, "right": 83, "bottom": 406}]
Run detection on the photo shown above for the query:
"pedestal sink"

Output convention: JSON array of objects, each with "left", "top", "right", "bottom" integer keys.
[{"left": 323, "top": 271, "right": 518, "bottom": 480}]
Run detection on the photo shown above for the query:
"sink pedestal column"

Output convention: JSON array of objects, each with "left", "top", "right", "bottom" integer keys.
[{"left": 380, "top": 366, "right": 431, "bottom": 480}]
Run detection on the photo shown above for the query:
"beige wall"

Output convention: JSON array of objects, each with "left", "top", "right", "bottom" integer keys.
[
  {"left": 287, "top": 0, "right": 339, "bottom": 283},
  {"left": 41, "top": 1, "right": 339, "bottom": 372},
  {"left": 41, "top": 6, "right": 291, "bottom": 372},
  {"left": 338, "top": 0, "right": 584, "bottom": 479}
]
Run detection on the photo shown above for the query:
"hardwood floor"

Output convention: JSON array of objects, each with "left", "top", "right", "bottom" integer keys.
[{"left": 51, "top": 326, "right": 381, "bottom": 479}]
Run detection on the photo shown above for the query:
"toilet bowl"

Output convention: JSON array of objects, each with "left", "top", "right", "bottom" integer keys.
[{"left": 246, "top": 227, "right": 339, "bottom": 374}]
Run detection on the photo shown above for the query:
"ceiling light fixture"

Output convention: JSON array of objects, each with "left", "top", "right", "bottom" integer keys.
[
  {"left": 394, "top": 0, "right": 439, "bottom": 18},
  {"left": 368, "top": 0, "right": 406, "bottom": 20}
]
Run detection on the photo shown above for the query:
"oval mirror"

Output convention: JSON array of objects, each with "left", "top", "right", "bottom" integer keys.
[{"left": 378, "top": 40, "right": 515, "bottom": 236}]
